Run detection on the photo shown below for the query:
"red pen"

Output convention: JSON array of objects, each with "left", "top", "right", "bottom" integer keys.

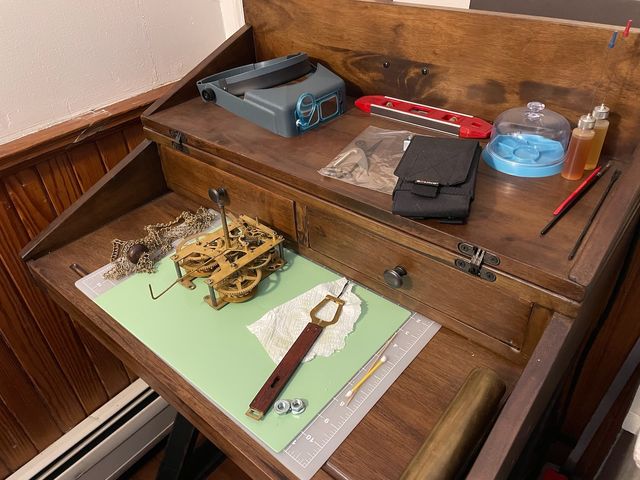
[
  {"left": 553, "top": 166, "right": 602, "bottom": 215},
  {"left": 541, "top": 162, "right": 612, "bottom": 236}
]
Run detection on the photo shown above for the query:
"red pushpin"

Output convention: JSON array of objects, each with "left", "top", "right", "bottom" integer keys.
[{"left": 623, "top": 19, "right": 632, "bottom": 38}]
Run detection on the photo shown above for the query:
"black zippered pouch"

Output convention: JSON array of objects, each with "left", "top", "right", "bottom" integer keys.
[{"left": 392, "top": 136, "right": 481, "bottom": 223}]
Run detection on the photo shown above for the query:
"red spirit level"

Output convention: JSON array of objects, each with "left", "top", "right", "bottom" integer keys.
[{"left": 355, "top": 95, "right": 492, "bottom": 139}]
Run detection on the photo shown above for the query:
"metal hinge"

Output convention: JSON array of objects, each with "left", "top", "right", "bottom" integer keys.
[
  {"left": 170, "top": 130, "right": 186, "bottom": 152},
  {"left": 454, "top": 242, "right": 500, "bottom": 282}
]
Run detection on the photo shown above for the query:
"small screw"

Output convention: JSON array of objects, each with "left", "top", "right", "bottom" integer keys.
[
  {"left": 421, "top": 66, "right": 429, "bottom": 75},
  {"left": 383, "top": 61, "right": 390, "bottom": 68}
]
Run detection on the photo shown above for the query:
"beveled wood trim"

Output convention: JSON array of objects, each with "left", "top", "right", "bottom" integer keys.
[
  {"left": 469, "top": 200, "right": 640, "bottom": 479},
  {"left": 20, "top": 141, "right": 167, "bottom": 261},
  {"left": 0, "top": 85, "right": 172, "bottom": 177},
  {"left": 570, "top": 144, "right": 640, "bottom": 287},
  {"left": 468, "top": 312, "right": 573, "bottom": 480}
]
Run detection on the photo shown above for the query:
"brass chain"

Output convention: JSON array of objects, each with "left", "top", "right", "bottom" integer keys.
[{"left": 103, "top": 207, "right": 216, "bottom": 280}]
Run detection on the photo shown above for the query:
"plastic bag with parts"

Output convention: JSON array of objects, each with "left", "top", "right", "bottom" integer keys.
[{"left": 318, "top": 126, "right": 413, "bottom": 195}]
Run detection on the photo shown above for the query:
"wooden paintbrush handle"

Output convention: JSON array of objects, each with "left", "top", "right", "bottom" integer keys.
[{"left": 247, "top": 322, "right": 323, "bottom": 420}]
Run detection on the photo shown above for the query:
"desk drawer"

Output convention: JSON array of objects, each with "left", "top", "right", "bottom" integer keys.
[
  {"left": 160, "top": 146, "right": 296, "bottom": 238},
  {"left": 306, "top": 207, "right": 533, "bottom": 350}
]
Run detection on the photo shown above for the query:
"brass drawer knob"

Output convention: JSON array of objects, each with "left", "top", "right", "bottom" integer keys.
[{"left": 383, "top": 266, "right": 407, "bottom": 288}]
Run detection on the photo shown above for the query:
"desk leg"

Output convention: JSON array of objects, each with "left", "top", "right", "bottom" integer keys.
[{"left": 156, "top": 413, "right": 225, "bottom": 480}]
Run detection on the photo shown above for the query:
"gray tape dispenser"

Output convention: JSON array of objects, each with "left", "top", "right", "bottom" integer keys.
[{"left": 196, "top": 53, "right": 346, "bottom": 137}]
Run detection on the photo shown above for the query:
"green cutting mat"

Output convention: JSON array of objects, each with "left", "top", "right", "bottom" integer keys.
[{"left": 95, "top": 250, "right": 410, "bottom": 452}]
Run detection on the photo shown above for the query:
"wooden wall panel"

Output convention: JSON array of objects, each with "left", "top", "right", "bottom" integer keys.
[
  {"left": 67, "top": 143, "right": 109, "bottom": 190},
  {"left": 0, "top": 338, "right": 61, "bottom": 450},
  {"left": 0, "top": 236, "right": 85, "bottom": 430},
  {"left": 0, "top": 399, "right": 37, "bottom": 473},
  {"left": 0, "top": 183, "right": 110, "bottom": 415},
  {"left": 36, "top": 153, "right": 83, "bottom": 215},
  {"left": 0, "top": 119, "right": 146, "bottom": 475},
  {"left": 122, "top": 124, "right": 147, "bottom": 151},
  {"left": 97, "top": 132, "right": 130, "bottom": 170},
  {"left": 4, "top": 169, "right": 57, "bottom": 238},
  {"left": 0, "top": 457, "right": 10, "bottom": 480}
]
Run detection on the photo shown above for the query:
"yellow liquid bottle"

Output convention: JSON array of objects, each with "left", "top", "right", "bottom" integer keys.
[
  {"left": 584, "top": 104, "right": 610, "bottom": 170},
  {"left": 561, "top": 114, "right": 596, "bottom": 180}
]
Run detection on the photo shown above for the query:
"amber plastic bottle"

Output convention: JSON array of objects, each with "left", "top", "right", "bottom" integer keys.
[
  {"left": 561, "top": 114, "right": 596, "bottom": 180},
  {"left": 584, "top": 104, "right": 610, "bottom": 170}
]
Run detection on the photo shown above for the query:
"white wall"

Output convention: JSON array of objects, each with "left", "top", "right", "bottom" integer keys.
[{"left": 0, "top": 0, "right": 244, "bottom": 145}]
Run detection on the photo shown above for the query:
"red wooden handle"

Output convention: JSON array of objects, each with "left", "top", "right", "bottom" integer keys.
[{"left": 247, "top": 322, "right": 323, "bottom": 420}]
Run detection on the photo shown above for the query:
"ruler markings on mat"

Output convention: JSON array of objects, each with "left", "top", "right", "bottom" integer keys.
[{"left": 76, "top": 266, "right": 440, "bottom": 480}]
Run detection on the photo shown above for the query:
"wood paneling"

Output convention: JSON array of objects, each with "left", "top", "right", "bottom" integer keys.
[
  {"left": 0, "top": 337, "right": 61, "bottom": 450},
  {"left": 68, "top": 143, "right": 108, "bottom": 191},
  {"left": 0, "top": 399, "right": 37, "bottom": 472},
  {"left": 96, "top": 132, "right": 130, "bottom": 171},
  {"left": 36, "top": 153, "right": 84, "bottom": 215},
  {"left": 4, "top": 168, "right": 57, "bottom": 238},
  {"left": 0, "top": 114, "right": 150, "bottom": 474},
  {"left": 1, "top": 178, "right": 110, "bottom": 416},
  {"left": 0, "top": 238, "right": 85, "bottom": 430},
  {"left": 122, "top": 123, "right": 148, "bottom": 151}
]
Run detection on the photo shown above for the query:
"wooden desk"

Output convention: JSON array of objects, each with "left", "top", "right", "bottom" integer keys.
[{"left": 22, "top": 1, "right": 640, "bottom": 478}]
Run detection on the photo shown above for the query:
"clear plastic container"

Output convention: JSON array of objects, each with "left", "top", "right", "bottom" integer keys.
[{"left": 482, "top": 101, "right": 571, "bottom": 177}]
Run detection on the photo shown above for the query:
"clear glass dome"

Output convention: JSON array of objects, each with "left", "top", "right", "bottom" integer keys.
[{"left": 483, "top": 101, "right": 571, "bottom": 177}]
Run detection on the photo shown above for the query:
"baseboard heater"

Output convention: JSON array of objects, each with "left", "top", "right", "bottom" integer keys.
[{"left": 10, "top": 379, "right": 176, "bottom": 480}]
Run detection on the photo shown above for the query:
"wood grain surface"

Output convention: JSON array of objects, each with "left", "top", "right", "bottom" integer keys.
[
  {"left": 160, "top": 147, "right": 296, "bottom": 239},
  {"left": 556, "top": 230, "right": 640, "bottom": 475},
  {"left": 28, "top": 191, "right": 522, "bottom": 480},
  {"left": 306, "top": 206, "right": 533, "bottom": 351},
  {"left": 7, "top": 2, "right": 639, "bottom": 476},
  {"left": 0, "top": 400, "right": 38, "bottom": 472},
  {"left": 22, "top": 141, "right": 168, "bottom": 261},
  {"left": 245, "top": 0, "right": 640, "bottom": 159},
  {"left": 470, "top": 200, "right": 639, "bottom": 479},
  {"left": 144, "top": 96, "right": 638, "bottom": 302}
]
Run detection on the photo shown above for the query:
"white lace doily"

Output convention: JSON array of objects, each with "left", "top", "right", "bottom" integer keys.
[{"left": 248, "top": 279, "right": 361, "bottom": 363}]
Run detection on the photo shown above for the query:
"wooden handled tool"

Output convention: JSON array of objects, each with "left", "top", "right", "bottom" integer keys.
[
  {"left": 400, "top": 368, "right": 506, "bottom": 480},
  {"left": 246, "top": 291, "right": 346, "bottom": 420}
]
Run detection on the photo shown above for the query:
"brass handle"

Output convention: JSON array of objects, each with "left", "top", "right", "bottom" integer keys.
[
  {"left": 400, "top": 368, "right": 506, "bottom": 480},
  {"left": 383, "top": 266, "right": 407, "bottom": 288}
]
